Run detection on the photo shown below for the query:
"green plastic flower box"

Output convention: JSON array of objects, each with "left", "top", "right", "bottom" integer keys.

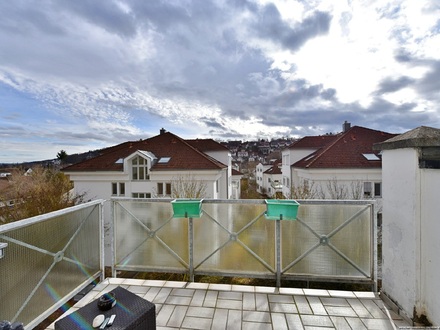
[
  {"left": 265, "top": 199, "right": 300, "bottom": 220},
  {"left": 171, "top": 199, "right": 203, "bottom": 218}
]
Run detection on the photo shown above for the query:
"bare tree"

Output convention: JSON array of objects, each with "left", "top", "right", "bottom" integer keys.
[
  {"left": 289, "top": 179, "right": 318, "bottom": 199},
  {"left": 170, "top": 174, "right": 207, "bottom": 198},
  {"left": 326, "top": 177, "right": 348, "bottom": 199},
  {"left": 349, "top": 181, "right": 363, "bottom": 199}
]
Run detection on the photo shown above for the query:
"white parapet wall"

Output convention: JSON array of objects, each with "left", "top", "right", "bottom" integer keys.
[{"left": 376, "top": 126, "right": 440, "bottom": 325}]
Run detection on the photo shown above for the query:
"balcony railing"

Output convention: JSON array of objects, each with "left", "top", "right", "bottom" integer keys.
[
  {"left": 0, "top": 198, "right": 377, "bottom": 328},
  {"left": 0, "top": 200, "right": 104, "bottom": 328},
  {"left": 112, "top": 198, "right": 376, "bottom": 289}
]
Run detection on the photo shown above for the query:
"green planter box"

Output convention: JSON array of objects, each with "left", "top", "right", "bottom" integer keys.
[
  {"left": 171, "top": 199, "right": 203, "bottom": 218},
  {"left": 265, "top": 199, "right": 300, "bottom": 220}
]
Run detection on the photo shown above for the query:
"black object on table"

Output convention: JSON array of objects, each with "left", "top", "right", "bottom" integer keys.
[{"left": 55, "top": 286, "right": 156, "bottom": 330}]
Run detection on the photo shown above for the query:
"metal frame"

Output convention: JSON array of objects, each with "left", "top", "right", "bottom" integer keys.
[
  {"left": 0, "top": 199, "right": 105, "bottom": 327},
  {"left": 112, "top": 198, "right": 376, "bottom": 289}
]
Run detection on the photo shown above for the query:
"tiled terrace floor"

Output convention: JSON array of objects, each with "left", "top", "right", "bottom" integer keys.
[{"left": 48, "top": 278, "right": 411, "bottom": 330}]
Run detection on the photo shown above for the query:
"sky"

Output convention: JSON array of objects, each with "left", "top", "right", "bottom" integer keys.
[{"left": 1, "top": 0, "right": 440, "bottom": 163}]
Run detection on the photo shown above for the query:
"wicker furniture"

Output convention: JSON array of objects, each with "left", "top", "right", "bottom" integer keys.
[{"left": 55, "top": 286, "right": 156, "bottom": 330}]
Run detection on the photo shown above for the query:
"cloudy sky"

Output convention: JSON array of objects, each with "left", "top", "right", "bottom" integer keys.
[{"left": 1, "top": 0, "right": 439, "bottom": 162}]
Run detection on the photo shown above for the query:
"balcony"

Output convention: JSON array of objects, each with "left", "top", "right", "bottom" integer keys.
[{"left": 0, "top": 199, "right": 410, "bottom": 329}]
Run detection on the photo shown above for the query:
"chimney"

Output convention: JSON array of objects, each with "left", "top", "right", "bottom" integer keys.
[
  {"left": 160, "top": 128, "right": 166, "bottom": 135},
  {"left": 343, "top": 121, "right": 351, "bottom": 132}
]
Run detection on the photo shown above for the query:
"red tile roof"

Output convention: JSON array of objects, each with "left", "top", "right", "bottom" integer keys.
[
  {"left": 264, "top": 161, "right": 282, "bottom": 175},
  {"left": 286, "top": 135, "right": 337, "bottom": 149},
  {"left": 293, "top": 126, "right": 397, "bottom": 169},
  {"left": 63, "top": 132, "right": 227, "bottom": 172}
]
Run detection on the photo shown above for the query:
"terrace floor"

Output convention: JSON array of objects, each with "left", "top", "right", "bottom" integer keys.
[{"left": 47, "top": 278, "right": 411, "bottom": 330}]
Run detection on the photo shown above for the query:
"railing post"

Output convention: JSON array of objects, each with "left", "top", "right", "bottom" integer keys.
[
  {"left": 276, "top": 219, "right": 281, "bottom": 289},
  {"left": 188, "top": 217, "right": 194, "bottom": 282}
]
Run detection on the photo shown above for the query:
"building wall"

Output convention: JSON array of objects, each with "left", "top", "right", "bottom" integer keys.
[
  {"left": 420, "top": 167, "right": 440, "bottom": 324},
  {"left": 281, "top": 148, "right": 318, "bottom": 197},
  {"left": 381, "top": 148, "right": 419, "bottom": 320}
]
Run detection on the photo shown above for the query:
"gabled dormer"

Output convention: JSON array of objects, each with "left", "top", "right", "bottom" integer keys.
[{"left": 124, "top": 150, "right": 157, "bottom": 181}]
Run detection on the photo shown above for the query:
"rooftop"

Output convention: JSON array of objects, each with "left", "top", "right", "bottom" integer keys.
[
  {"left": 292, "top": 126, "right": 396, "bottom": 169},
  {"left": 63, "top": 131, "right": 227, "bottom": 172}
]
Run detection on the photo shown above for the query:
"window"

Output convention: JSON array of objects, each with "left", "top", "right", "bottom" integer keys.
[
  {"left": 157, "top": 182, "right": 171, "bottom": 196},
  {"left": 132, "top": 193, "right": 151, "bottom": 198},
  {"left": 374, "top": 182, "right": 381, "bottom": 197},
  {"left": 112, "top": 182, "right": 125, "bottom": 196},
  {"left": 364, "top": 182, "right": 372, "bottom": 197},
  {"left": 132, "top": 156, "right": 149, "bottom": 180}
]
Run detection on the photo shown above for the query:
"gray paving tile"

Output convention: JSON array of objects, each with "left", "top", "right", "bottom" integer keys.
[
  {"left": 270, "top": 302, "right": 297, "bottom": 313},
  {"left": 211, "top": 308, "right": 228, "bottom": 330},
  {"left": 243, "top": 292, "right": 256, "bottom": 310},
  {"left": 186, "top": 306, "right": 215, "bottom": 318},
  {"left": 330, "top": 316, "right": 351, "bottom": 329},
  {"left": 255, "top": 293, "right": 270, "bottom": 312},
  {"left": 217, "top": 298, "right": 243, "bottom": 309},
  {"left": 294, "top": 295, "right": 313, "bottom": 314},
  {"left": 189, "top": 288, "right": 206, "bottom": 307},
  {"left": 242, "top": 310, "right": 271, "bottom": 323},
  {"left": 307, "top": 296, "right": 328, "bottom": 315},
  {"left": 156, "top": 304, "right": 175, "bottom": 327},
  {"left": 203, "top": 290, "right": 218, "bottom": 307},
  {"left": 300, "top": 314, "right": 333, "bottom": 327},
  {"left": 165, "top": 295, "right": 192, "bottom": 305},
  {"left": 154, "top": 287, "right": 173, "bottom": 304},
  {"left": 320, "top": 297, "right": 349, "bottom": 307},
  {"left": 227, "top": 309, "right": 242, "bottom": 330},
  {"left": 325, "top": 306, "right": 357, "bottom": 317},
  {"left": 242, "top": 321, "right": 272, "bottom": 330},
  {"left": 271, "top": 313, "right": 288, "bottom": 330},
  {"left": 144, "top": 286, "right": 161, "bottom": 301},
  {"left": 345, "top": 317, "right": 367, "bottom": 330},
  {"left": 361, "top": 317, "right": 395, "bottom": 330},
  {"left": 167, "top": 305, "right": 188, "bottom": 327},
  {"left": 360, "top": 299, "right": 387, "bottom": 319},
  {"left": 171, "top": 288, "right": 195, "bottom": 297},
  {"left": 182, "top": 316, "right": 213, "bottom": 329},
  {"left": 219, "top": 291, "right": 243, "bottom": 300},
  {"left": 269, "top": 293, "right": 294, "bottom": 303},
  {"left": 346, "top": 298, "right": 372, "bottom": 318},
  {"left": 285, "top": 313, "right": 304, "bottom": 329}
]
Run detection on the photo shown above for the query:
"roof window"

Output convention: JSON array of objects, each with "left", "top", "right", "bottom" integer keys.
[
  {"left": 363, "top": 153, "right": 380, "bottom": 161},
  {"left": 158, "top": 157, "right": 171, "bottom": 163}
]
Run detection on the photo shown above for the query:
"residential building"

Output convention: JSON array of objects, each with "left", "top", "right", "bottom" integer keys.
[
  {"left": 256, "top": 160, "right": 282, "bottom": 197},
  {"left": 63, "top": 129, "right": 235, "bottom": 209},
  {"left": 282, "top": 123, "right": 396, "bottom": 208}
]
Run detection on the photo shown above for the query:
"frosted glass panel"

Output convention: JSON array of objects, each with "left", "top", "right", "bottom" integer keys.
[
  {"left": 0, "top": 202, "right": 102, "bottom": 326},
  {"left": 113, "top": 199, "right": 373, "bottom": 282}
]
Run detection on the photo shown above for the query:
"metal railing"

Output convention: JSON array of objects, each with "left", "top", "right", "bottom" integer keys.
[
  {"left": 0, "top": 200, "right": 104, "bottom": 329},
  {"left": 112, "top": 198, "right": 376, "bottom": 289}
]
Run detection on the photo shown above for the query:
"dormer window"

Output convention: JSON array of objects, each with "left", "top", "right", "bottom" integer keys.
[{"left": 132, "top": 156, "right": 149, "bottom": 180}]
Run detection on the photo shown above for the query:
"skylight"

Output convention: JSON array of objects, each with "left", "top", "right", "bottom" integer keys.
[
  {"left": 363, "top": 153, "right": 380, "bottom": 161},
  {"left": 115, "top": 158, "right": 124, "bottom": 164},
  {"left": 158, "top": 157, "right": 171, "bottom": 163}
]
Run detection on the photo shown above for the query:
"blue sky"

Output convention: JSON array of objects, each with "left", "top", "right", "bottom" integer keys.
[{"left": 1, "top": 0, "right": 439, "bottom": 163}]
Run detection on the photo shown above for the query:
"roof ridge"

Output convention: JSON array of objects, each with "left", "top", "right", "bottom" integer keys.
[
  {"left": 303, "top": 132, "right": 343, "bottom": 168},
  {"left": 165, "top": 132, "right": 227, "bottom": 168}
]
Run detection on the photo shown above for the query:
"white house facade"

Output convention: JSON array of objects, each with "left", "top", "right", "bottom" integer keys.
[
  {"left": 63, "top": 129, "right": 234, "bottom": 212},
  {"left": 281, "top": 124, "right": 396, "bottom": 208}
]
